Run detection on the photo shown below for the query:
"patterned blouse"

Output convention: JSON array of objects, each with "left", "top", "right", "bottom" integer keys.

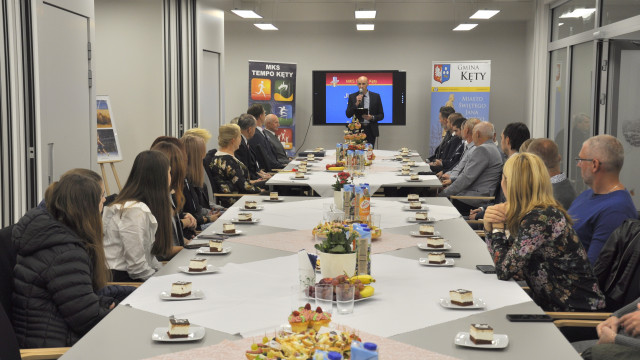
[
  {"left": 208, "top": 153, "right": 262, "bottom": 206},
  {"left": 485, "top": 206, "right": 606, "bottom": 312}
]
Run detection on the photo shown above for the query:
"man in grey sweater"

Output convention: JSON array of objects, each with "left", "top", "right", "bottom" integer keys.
[
  {"left": 526, "top": 138, "right": 577, "bottom": 209},
  {"left": 580, "top": 297, "right": 640, "bottom": 359}
]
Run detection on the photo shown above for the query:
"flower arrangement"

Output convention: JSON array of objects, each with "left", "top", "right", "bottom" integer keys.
[
  {"left": 332, "top": 171, "right": 352, "bottom": 191},
  {"left": 314, "top": 223, "right": 356, "bottom": 254}
]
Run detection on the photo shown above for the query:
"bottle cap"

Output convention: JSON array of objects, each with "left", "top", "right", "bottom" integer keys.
[
  {"left": 327, "top": 351, "right": 342, "bottom": 360},
  {"left": 364, "top": 342, "right": 378, "bottom": 351}
]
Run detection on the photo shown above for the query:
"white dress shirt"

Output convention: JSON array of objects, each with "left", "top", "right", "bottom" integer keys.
[{"left": 103, "top": 201, "right": 160, "bottom": 281}]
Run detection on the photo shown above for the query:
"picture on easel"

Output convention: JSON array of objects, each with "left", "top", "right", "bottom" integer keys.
[{"left": 97, "top": 95, "right": 123, "bottom": 162}]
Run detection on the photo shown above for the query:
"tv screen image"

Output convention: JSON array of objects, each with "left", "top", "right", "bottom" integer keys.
[{"left": 312, "top": 70, "right": 405, "bottom": 126}]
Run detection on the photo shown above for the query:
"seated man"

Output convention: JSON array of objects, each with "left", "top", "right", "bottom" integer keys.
[
  {"left": 438, "top": 122, "right": 503, "bottom": 215},
  {"left": 428, "top": 106, "right": 456, "bottom": 163},
  {"left": 264, "top": 114, "right": 290, "bottom": 166},
  {"left": 581, "top": 297, "right": 640, "bottom": 359},
  {"left": 235, "top": 114, "right": 271, "bottom": 181},
  {"left": 429, "top": 113, "right": 465, "bottom": 173},
  {"left": 247, "top": 104, "right": 283, "bottom": 171},
  {"left": 526, "top": 138, "right": 577, "bottom": 210},
  {"left": 569, "top": 135, "right": 636, "bottom": 265},
  {"left": 439, "top": 118, "right": 481, "bottom": 185}
]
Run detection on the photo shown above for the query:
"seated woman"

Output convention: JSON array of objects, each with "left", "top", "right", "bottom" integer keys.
[
  {"left": 181, "top": 134, "right": 221, "bottom": 230},
  {"left": 103, "top": 150, "right": 173, "bottom": 282},
  {"left": 483, "top": 152, "right": 606, "bottom": 312},
  {"left": 12, "top": 172, "right": 113, "bottom": 348},
  {"left": 208, "top": 124, "right": 264, "bottom": 207}
]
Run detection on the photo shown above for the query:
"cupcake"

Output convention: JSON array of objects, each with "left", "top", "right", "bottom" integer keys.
[
  {"left": 288, "top": 310, "right": 308, "bottom": 333},
  {"left": 311, "top": 307, "right": 331, "bottom": 331},
  {"left": 298, "top": 303, "right": 315, "bottom": 326}
]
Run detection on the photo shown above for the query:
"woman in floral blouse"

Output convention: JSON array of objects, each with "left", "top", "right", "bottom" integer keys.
[
  {"left": 208, "top": 124, "right": 264, "bottom": 207},
  {"left": 484, "top": 152, "right": 605, "bottom": 312}
]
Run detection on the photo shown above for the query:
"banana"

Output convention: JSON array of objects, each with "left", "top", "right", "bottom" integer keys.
[
  {"left": 350, "top": 275, "right": 376, "bottom": 284},
  {"left": 328, "top": 166, "right": 344, "bottom": 171},
  {"left": 360, "top": 286, "right": 375, "bottom": 298}
]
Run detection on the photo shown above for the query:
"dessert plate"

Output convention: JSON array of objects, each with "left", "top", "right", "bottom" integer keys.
[
  {"left": 399, "top": 199, "right": 426, "bottom": 203},
  {"left": 405, "top": 178, "right": 422, "bottom": 182},
  {"left": 262, "top": 198, "right": 284, "bottom": 202},
  {"left": 402, "top": 205, "right": 429, "bottom": 212},
  {"left": 178, "top": 265, "right": 220, "bottom": 274},
  {"left": 196, "top": 247, "right": 232, "bottom": 255},
  {"left": 216, "top": 230, "right": 243, "bottom": 236},
  {"left": 159, "top": 289, "right": 205, "bottom": 301},
  {"left": 242, "top": 206, "right": 264, "bottom": 211},
  {"left": 152, "top": 326, "right": 205, "bottom": 342},
  {"left": 454, "top": 332, "right": 508, "bottom": 349},
  {"left": 407, "top": 216, "right": 436, "bottom": 223},
  {"left": 410, "top": 230, "right": 441, "bottom": 238},
  {"left": 395, "top": 172, "right": 412, "bottom": 176},
  {"left": 230, "top": 218, "right": 260, "bottom": 224},
  {"left": 289, "top": 176, "right": 309, "bottom": 180},
  {"left": 419, "top": 258, "right": 455, "bottom": 267},
  {"left": 440, "top": 297, "right": 486, "bottom": 309},
  {"left": 417, "top": 242, "right": 452, "bottom": 251}
]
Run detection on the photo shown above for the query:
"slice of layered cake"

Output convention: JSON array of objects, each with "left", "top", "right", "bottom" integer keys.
[
  {"left": 449, "top": 289, "right": 473, "bottom": 306},
  {"left": 209, "top": 239, "right": 224, "bottom": 252},
  {"left": 244, "top": 200, "right": 257, "bottom": 209},
  {"left": 470, "top": 324, "right": 493, "bottom": 344},
  {"left": 188, "top": 258, "right": 207, "bottom": 272},
  {"left": 419, "top": 224, "right": 434, "bottom": 235},
  {"left": 426, "top": 236, "right": 444, "bottom": 248},
  {"left": 238, "top": 212, "right": 252, "bottom": 222},
  {"left": 428, "top": 252, "right": 446, "bottom": 264},
  {"left": 171, "top": 281, "right": 192, "bottom": 297},
  {"left": 270, "top": 192, "right": 279, "bottom": 201},
  {"left": 409, "top": 201, "right": 422, "bottom": 210},
  {"left": 167, "top": 318, "right": 190, "bottom": 338},
  {"left": 415, "top": 211, "right": 429, "bottom": 221},
  {"left": 222, "top": 222, "right": 236, "bottom": 234},
  {"left": 407, "top": 194, "right": 419, "bottom": 202}
]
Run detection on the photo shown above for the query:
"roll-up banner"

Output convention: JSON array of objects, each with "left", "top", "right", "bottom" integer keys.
[
  {"left": 248, "top": 60, "right": 297, "bottom": 155},
  {"left": 429, "top": 60, "right": 491, "bottom": 155}
]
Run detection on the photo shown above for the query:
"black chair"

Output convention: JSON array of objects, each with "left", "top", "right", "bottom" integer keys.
[
  {"left": 0, "top": 302, "right": 21, "bottom": 360},
  {"left": 0, "top": 225, "right": 15, "bottom": 321}
]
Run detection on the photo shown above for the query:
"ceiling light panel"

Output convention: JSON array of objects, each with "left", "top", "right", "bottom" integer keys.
[
  {"left": 231, "top": 10, "right": 262, "bottom": 19},
  {"left": 453, "top": 23, "right": 478, "bottom": 31},
  {"left": 357, "top": 24, "right": 375, "bottom": 31},
  {"left": 470, "top": 10, "right": 500, "bottom": 19},
  {"left": 355, "top": 10, "right": 377, "bottom": 19},
  {"left": 254, "top": 23, "right": 278, "bottom": 30}
]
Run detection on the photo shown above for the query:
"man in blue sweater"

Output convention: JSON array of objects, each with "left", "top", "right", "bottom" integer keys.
[{"left": 568, "top": 135, "right": 636, "bottom": 265}]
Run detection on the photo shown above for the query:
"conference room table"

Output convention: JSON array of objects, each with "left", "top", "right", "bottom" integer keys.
[
  {"left": 60, "top": 196, "right": 582, "bottom": 360},
  {"left": 266, "top": 149, "right": 442, "bottom": 196}
]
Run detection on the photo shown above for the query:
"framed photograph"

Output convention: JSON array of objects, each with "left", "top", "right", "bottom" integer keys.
[{"left": 96, "top": 95, "right": 123, "bottom": 162}]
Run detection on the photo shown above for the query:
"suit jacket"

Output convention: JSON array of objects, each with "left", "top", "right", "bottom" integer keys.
[
  {"left": 439, "top": 142, "right": 503, "bottom": 207},
  {"left": 429, "top": 131, "right": 452, "bottom": 162},
  {"left": 248, "top": 128, "right": 283, "bottom": 170},
  {"left": 345, "top": 91, "right": 384, "bottom": 138},
  {"left": 235, "top": 137, "right": 259, "bottom": 179},
  {"left": 264, "top": 129, "right": 289, "bottom": 165},
  {"left": 441, "top": 136, "right": 465, "bottom": 173}
]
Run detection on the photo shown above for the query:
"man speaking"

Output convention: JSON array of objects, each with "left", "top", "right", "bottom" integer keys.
[{"left": 345, "top": 76, "right": 384, "bottom": 147}]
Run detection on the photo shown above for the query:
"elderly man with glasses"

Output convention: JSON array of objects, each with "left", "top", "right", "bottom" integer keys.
[{"left": 568, "top": 134, "right": 637, "bottom": 265}]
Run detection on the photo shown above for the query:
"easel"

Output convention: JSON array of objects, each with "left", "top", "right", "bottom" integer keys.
[{"left": 99, "top": 160, "right": 123, "bottom": 195}]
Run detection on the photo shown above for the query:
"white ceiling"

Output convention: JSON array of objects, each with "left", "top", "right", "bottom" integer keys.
[{"left": 214, "top": 0, "right": 535, "bottom": 23}]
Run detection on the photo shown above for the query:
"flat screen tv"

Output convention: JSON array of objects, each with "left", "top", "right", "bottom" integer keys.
[{"left": 312, "top": 70, "right": 406, "bottom": 126}]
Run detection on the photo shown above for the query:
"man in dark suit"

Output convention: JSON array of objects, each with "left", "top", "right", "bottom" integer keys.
[
  {"left": 247, "top": 104, "right": 283, "bottom": 171},
  {"left": 264, "top": 114, "right": 290, "bottom": 166},
  {"left": 345, "top": 76, "right": 384, "bottom": 148},
  {"left": 235, "top": 113, "right": 270, "bottom": 181}
]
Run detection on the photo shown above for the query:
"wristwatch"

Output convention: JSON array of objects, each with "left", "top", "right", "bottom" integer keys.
[{"left": 492, "top": 228, "right": 505, "bottom": 234}]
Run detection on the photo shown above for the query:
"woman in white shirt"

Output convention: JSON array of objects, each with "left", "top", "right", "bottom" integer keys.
[{"left": 103, "top": 150, "right": 173, "bottom": 281}]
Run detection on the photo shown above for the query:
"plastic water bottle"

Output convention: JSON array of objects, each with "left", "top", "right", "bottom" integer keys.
[{"left": 351, "top": 341, "right": 378, "bottom": 359}]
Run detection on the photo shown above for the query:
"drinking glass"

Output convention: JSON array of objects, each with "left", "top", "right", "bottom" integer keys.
[
  {"left": 315, "top": 284, "right": 334, "bottom": 314},
  {"left": 335, "top": 283, "right": 355, "bottom": 315}
]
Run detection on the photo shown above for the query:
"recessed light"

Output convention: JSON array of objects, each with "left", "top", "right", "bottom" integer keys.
[
  {"left": 254, "top": 23, "right": 278, "bottom": 30},
  {"left": 470, "top": 10, "right": 500, "bottom": 19},
  {"left": 231, "top": 10, "right": 262, "bottom": 19},
  {"left": 559, "top": 8, "right": 596, "bottom": 19},
  {"left": 355, "top": 10, "right": 376, "bottom": 19},
  {"left": 357, "top": 24, "right": 375, "bottom": 31},
  {"left": 453, "top": 23, "right": 478, "bottom": 31}
]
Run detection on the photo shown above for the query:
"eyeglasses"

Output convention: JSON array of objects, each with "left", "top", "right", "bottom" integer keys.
[{"left": 575, "top": 157, "right": 594, "bottom": 163}]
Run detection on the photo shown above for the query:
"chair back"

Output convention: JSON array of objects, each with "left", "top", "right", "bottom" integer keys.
[
  {"left": 254, "top": 143, "right": 271, "bottom": 172},
  {"left": 0, "top": 225, "right": 16, "bottom": 321},
  {"left": 0, "top": 302, "right": 21, "bottom": 360}
]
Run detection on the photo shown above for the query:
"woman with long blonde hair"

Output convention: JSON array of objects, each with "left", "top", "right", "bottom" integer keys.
[{"left": 484, "top": 152, "right": 606, "bottom": 311}]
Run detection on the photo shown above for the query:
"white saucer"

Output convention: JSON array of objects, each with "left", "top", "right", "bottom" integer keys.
[
  {"left": 263, "top": 198, "right": 284, "bottom": 202},
  {"left": 289, "top": 176, "right": 309, "bottom": 180},
  {"left": 407, "top": 216, "right": 436, "bottom": 223},
  {"left": 399, "top": 199, "right": 426, "bottom": 203},
  {"left": 242, "top": 206, "right": 264, "bottom": 211},
  {"left": 439, "top": 297, "right": 486, "bottom": 309},
  {"left": 419, "top": 258, "right": 454, "bottom": 267},
  {"left": 230, "top": 218, "right": 260, "bottom": 224},
  {"left": 417, "top": 242, "right": 452, "bottom": 251},
  {"left": 396, "top": 172, "right": 412, "bottom": 176},
  {"left": 196, "top": 247, "right": 232, "bottom": 255},
  {"left": 410, "top": 230, "right": 441, "bottom": 238},
  {"left": 152, "top": 326, "right": 205, "bottom": 342},
  {"left": 159, "top": 289, "right": 205, "bottom": 301},
  {"left": 216, "top": 229, "right": 243, "bottom": 236},
  {"left": 405, "top": 178, "right": 422, "bottom": 182},
  {"left": 402, "top": 205, "right": 429, "bottom": 212},
  {"left": 454, "top": 332, "right": 508, "bottom": 348},
  {"left": 178, "top": 265, "right": 220, "bottom": 274}
]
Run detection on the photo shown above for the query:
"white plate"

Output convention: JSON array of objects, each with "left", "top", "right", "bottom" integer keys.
[
  {"left": 439, "top": 297, "right": 486, "bottom": 309},
  {"left": 289, "top": 176, "right": 309, "bottom": 180},
  {"left": 196, "top": 247, "right": 232, "bottom": 255},
  {"left": 419, "top": 258, "right": 454, "bottom": 267},
  {"left": 159, "top": 289, "right": 205, "bottom": 301},
  {"left": 262, "top": 198, "right": 284, "bottom": 202},
  {"left": 396, "top": 172, "right": 412, "bottom": 176},
  {"left": 178, "top": 265, "right": 220, "bottom": 274},
  {"left": 216, "top": 229, "right": 243, "bottom": 236},
  {"left": 230, "top": 218, "right": 260, "bottom": 224},
  {"left": 152, "top": 326, "right": 205, "bottom": 342},
  {"left": 407, "top": 216, "right": 436, "bottom": 223},
  {"left": 410, "top": 230, "right": 442, "bottom": 238},
  {"left": 454, "top": 332, "right": 508, "bottom": 348},
  {"left": 417, "top": 242, "right": 452, "bottom": 251},
  {"left": 325, "top": 169, "right": 344, "bottom": 173},
  {"left": 402, "top": 205, "right": 430, "bottom": 212},
  {"left": 242, "top": 206, "right": 264, "bottom": 211},
  {"left": 405, "top": 178, "right": 423, "bottom": 182},
  {"left": 399, "top": 199, "right": 426, "bottom": 203}
]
